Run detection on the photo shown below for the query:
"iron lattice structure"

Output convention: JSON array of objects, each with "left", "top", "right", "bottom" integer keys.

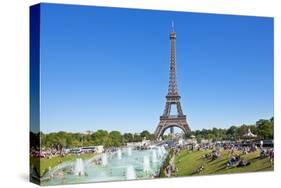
[{"left": 154, "top": 24, "right": 191, "bottom": 140}]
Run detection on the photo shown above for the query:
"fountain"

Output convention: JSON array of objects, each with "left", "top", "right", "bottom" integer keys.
[
  {"left": 101, "top": 153, "right": 108, "bottom": 166},
  {"left": 126, "top": 165, "right": 136, "bottom": 180},
  {"left": 42, "top": 146, "right": 168, "bottom": 185},
  {"left": 143, "top": 155, "right": 151, "bottom": 172},
  {"left": 74, "top": 158, "right": 85, "bottom": 176},
  {"left": 117, "top": 149, "right": 122, "bottom": 160},
  {"left": 152, "top": 149, "right": 157, "bottom": 163},
  {"left": 160, "top": 146, "right": 166, "bottom": 154},
  {"left": 127, "top": 147, "right": 132, "bottom": 156},
  {"left": 157, "top": 146, "right": 163, "bottom": 158}
]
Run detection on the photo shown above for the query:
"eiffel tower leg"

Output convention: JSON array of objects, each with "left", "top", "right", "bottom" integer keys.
[
  {"left": 154, "top": 121, "right": 165, "bottom": 140},
  {"left": 176, "top": 102, "right": 184, "bottom": 116},
  {"left": 163, "top": 102, "right": 171, "bottom": 116}
]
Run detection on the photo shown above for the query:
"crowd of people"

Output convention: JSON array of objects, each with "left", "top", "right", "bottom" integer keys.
[
  {"left": 203, "top": 148, "right": 221, "bottom": 161},
  {"left": 169, "top": 140, "right": 274, "bottom": 176},
  {"left": 163, "top": 148, "right": 180, "bottom": 177},
  {"left": 30, "top": 148, "right": 65, "bottom": 159},
  {"left": 218, "top": 142, "right": 274, "bottom": 169},
  {"left": 260, "top": 147, "right": 274, "bottom": 166}
]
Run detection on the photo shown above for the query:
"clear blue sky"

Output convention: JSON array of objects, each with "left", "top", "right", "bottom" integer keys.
[{"left": 39, "top": 3, "right": 273, "bottom": 133}]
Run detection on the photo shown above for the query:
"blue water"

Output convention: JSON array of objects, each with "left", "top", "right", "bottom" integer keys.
[{"left": 42, "top": 147, "right": 167, "bottom": 185}]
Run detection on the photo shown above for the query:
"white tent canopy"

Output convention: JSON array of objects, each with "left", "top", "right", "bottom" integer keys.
[{"left": 243, "top": 128, "right": 257, "bottom": 138}]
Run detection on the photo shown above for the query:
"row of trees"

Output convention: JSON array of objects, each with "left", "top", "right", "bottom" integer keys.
[
  {"left": 30, "top": 117, "right": 273, "bottom": 150},
  {"left": 190, "top": 117, "right": 274, "bottom": 141},
  {"left": 30, "top": 130, "right": 154, "bottom": 150}
]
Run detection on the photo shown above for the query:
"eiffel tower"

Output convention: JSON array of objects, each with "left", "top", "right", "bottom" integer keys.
[{"left": 154, "top": 22, "right": 191, "bottom": 140}]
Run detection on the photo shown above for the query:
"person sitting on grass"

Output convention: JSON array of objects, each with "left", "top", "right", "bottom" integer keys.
[
  {"left": 226, "top": 155, "right": 241, "bottom": 167},
  {"left": 260, "top": 148, "right": 268, "bottom": 159},
  {"left": 237, "top": 159, "right": 250, "bottom": 167},
  {"left": 250, "top": 143, "right": 257, "bottom": 152},
  {"left": 212, "top": 150, "right": 221, "bottom": 160},
  {"left": 242, "top": 147, "right": 248, "bottom": 155},
  {"left": 227, "top": 156, "right": 235, "bottom": 167},
  {"left": 203, "top": 152, "right": 211, "bottom": 160},
  {"left": 193, "top": 165, "right": 204, "bottom": 174},
  {"left": 198, "top": 165, "right": 204, "bottom": 173}
]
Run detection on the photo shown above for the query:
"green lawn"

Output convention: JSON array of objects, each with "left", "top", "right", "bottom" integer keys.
[
  {"left": 31, "top": 153, "right": 95, "bottom": 177},
  {"left": 174, "top": 149, "right": 273, "bottom": 177}
]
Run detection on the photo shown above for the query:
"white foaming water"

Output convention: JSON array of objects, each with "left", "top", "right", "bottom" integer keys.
[
  {"left": 161, "top": 146, "right": 166, "bottom": 154},
  {"left": 44, "top": 147, "right": 168, "bottom": 185},
  {"left": 74, "top": 158, "right": 85, "bottom": 176},
  {"left": 157, "top": 147, "right": 163, "bottom": 158},
  {"left": 143, "top": 155, "right": 151, "bottom": 172},
  {"left": 127, "top": 147, "right": 132, "bottom": 156},
  {"left": 126, "top": 165, "right": 136, "bottom": 180},
  {"left": 117, "top": 149, "right": 122, "bottom": 160},
  {"left": 152, "top": 149, "right": 157, "bottom": 163},
  {"left": 101, "top": 153, "right": 108, "bottom": 166}
]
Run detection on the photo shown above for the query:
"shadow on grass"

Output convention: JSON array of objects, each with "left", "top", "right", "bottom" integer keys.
[
  {"left": 213, "top": 165, "right": 229, "bottom": 173},
  {"left": 248, "top": 156, "right": 261, "bottom": 162},
  {"left": 253, "top": 166, "right": 273, "bottom": 172},
  {"left": 208, "top": 158, "right": 227, "bottom": 166}
]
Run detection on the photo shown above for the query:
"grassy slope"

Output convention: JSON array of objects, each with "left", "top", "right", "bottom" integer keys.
[
  {"left": 31, "top": 153, "right": 95, "bottom": 177},
  {"left": 174, "top": 150, "right": 273, "bottom": 177}
]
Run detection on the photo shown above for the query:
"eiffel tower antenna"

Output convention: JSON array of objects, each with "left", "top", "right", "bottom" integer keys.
[{"left": 172, "top": 20, "right": 175, "bottom": 32}]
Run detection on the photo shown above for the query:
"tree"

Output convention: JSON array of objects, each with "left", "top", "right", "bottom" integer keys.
[
  {"left": 140, "top": 130, "right": 151, "bottom": 140},
  {"left": 109, "top": 131, "right": 122, "bottom": 147},
  {"left": 226, "top": 126, "right": 237, "bottom": 140},
  {"left": 123, "top": 133, "right": 134, "bottom": 143},
  {"left": 237, "top": 124, "right": 248, "bottom": 139},
  {"left": 133, "top": 133, "right": 142, "bottom": 142},
  {"left": 38, "top": 117, "right": 274, "bottom": 150},
  {"left": 91, "top": 130, "right": 109, "bottom": 146},
  {"left": 256, "top": 119, "right": 273, "bottom": 139}
]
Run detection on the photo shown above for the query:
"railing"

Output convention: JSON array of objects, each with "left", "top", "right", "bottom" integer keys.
[{"left": 160, "top": 115, "right": 186, "bottom": 119}]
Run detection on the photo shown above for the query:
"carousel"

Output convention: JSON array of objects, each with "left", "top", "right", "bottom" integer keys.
[
  {"left": 242, "top": 128, "right": 257, "bottom": 139},
  {"left": 240, "top": 128, "right": 257, "bottom": 148}
]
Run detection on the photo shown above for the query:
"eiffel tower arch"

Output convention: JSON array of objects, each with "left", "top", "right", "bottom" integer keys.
[{"left": 154, "top": 22, "right": 191, "bottom": 140}]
